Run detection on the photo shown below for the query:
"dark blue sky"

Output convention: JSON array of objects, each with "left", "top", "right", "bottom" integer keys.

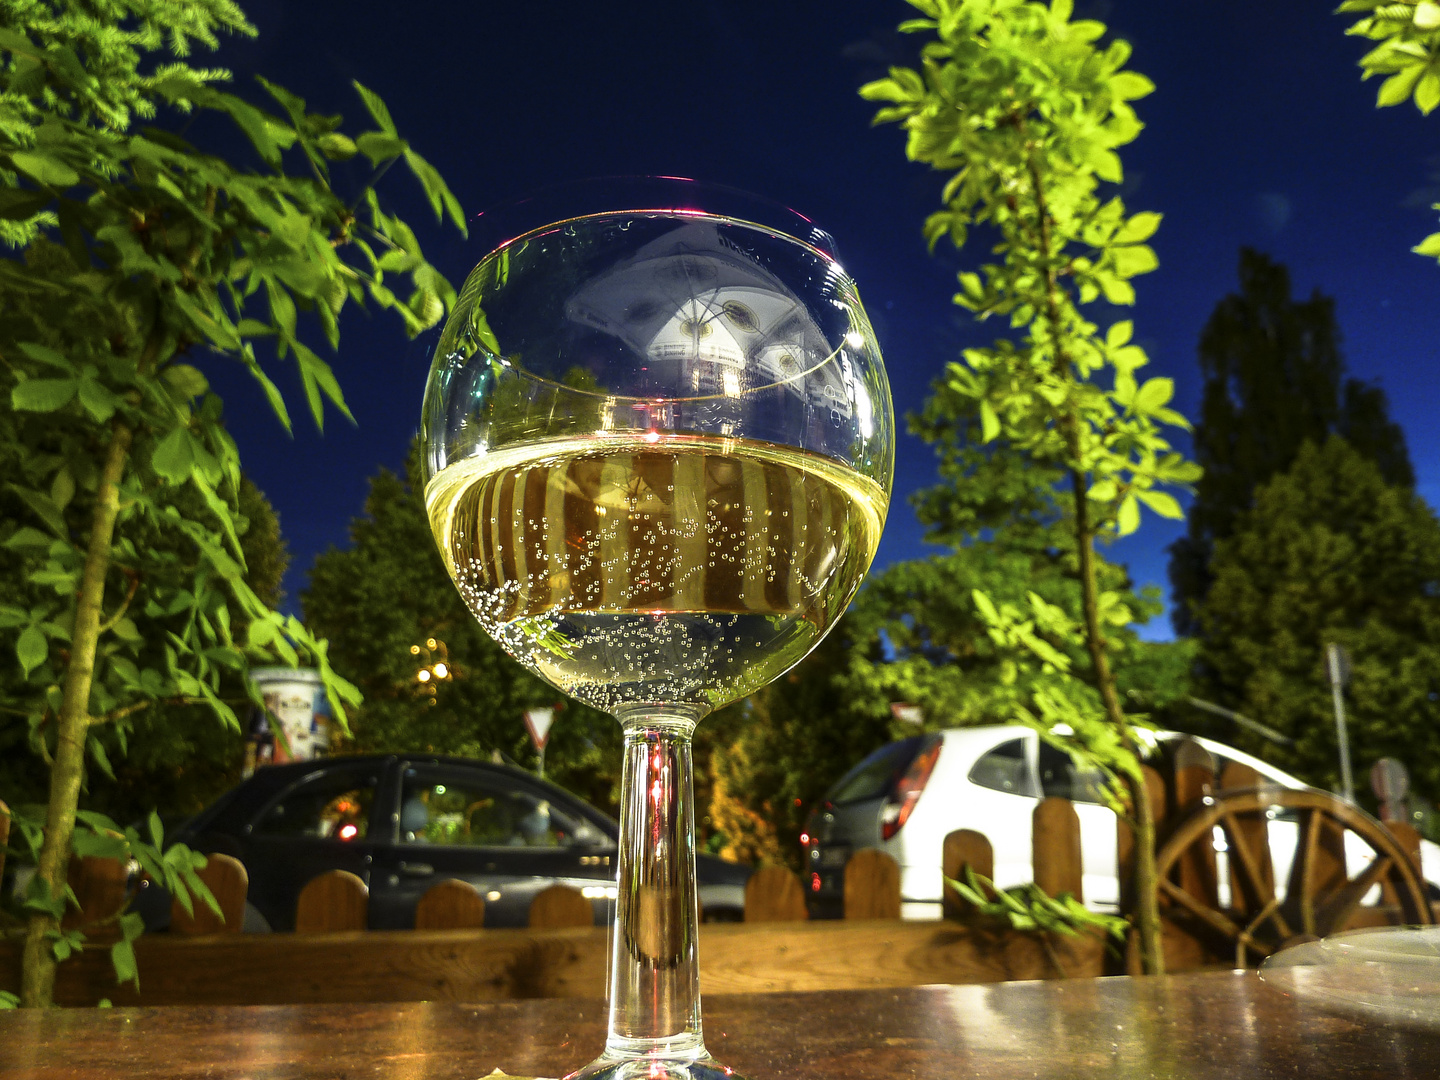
[{"left": 203, "top": 1, "right": 1440, "bottom": 638}]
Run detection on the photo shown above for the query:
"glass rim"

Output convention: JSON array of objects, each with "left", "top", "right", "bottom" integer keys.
[{"left": 467, "top": 175, "right": 844, "bottom": 264}]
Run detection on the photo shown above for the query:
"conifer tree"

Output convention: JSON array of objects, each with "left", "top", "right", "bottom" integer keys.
[
  {"left": 1198, "top": 437, "right": 1440, "bottom": 797},
  {"left": 1169, "top": 249, "right": 1412, "bottom": 633}
]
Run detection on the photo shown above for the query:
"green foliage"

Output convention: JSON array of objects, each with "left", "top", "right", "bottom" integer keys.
[
  {"left": 301, "top": 447, "right": 623, "bottom": 814},
  {"left": 948, "top": 866, "right": 1128, "bottom": 943},
  {"left": 1339, "top": 1, "right": 1440, "bottom": 257},
  {"left": 860, "top": 0, "right": 1197, "bottom": 786},
  {"left": 0, "top": 477, "right": 285, "bottom": 821},
  {"left": 863, "top": 0, "right": 1192, "bottom": 970},
  {"left": 1340, "top": 1, "right": 1440, "bottom": 114},
  {"left": 4, "top": 803, "right": 219, "bottom": 988},
  {"left": 0, "top": 0, "right": 465, "bottom": 1003},
  {"left": 1196, "top": 437, "right": 1440, "bottom": 799},
  {"left": 1169, "top": 249, "right": 1413, "bottom": 635}
]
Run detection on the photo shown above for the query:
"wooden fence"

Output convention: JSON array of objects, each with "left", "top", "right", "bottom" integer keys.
[{"left": 2, "top": 750, "right": 1433, "bottom": 1005}]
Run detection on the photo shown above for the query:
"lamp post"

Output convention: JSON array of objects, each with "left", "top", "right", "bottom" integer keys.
[{"left": 1326, "top": 643, "right": 1355, "bottom": 804}]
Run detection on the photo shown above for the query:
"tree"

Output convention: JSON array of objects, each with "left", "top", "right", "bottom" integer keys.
[
  {"left": 1169, "top": 249, "right": 1413, "bottom": 633},
  {"left": 860, "top": 0, "right": 1201, "bottom": 973},
  {"left": 0, "top": 476, "right": 287, "bottom": 825},
  {"left": 1338, "top": 0, "right": 1440, "bottom": 261},
  {"left": 302, "top": 448, "right": 623, "bottom": 813},
  {"left": 0, "top": 0, "right": 463, "bottom": 1006},
  {"left": 1197, "top": 437, "right": 1440, "bottom": 798}
]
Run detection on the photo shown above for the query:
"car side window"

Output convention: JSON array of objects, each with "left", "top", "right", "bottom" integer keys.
[
  {"left": 399, "top": 769, "right": 589, "bottom": 848},
  {"left": 1038, "top": 743, "right": 1107, "bottom": 805},
  {"left": 968, "top": 739, "right": 1037, "bottom": 796},
  {"left": 254, "top": 772, "right": 376, "bottom": 840}
]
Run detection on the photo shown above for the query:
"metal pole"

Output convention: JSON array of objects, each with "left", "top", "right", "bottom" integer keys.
[
  {"left": 539, "top": 741, "right": 546, "bottom": 781},
  {"left": 1327, "top": 644, "right": 1355, "bottom": 804}
]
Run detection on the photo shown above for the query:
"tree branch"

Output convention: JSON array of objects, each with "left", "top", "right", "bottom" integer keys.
[{"left": 96, "top": 566, "right": 140, "bottom": 636}]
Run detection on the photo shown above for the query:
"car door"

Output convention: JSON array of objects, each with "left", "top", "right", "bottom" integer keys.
[
  {"left": 963, "top": 735, "right": 1044, "bottom": 891},
  {"left": 237, "top": 761, "right": 383, "bottom": 931},
  {"left": 368, "top": 761, "right": 616, "bottom": 929}
]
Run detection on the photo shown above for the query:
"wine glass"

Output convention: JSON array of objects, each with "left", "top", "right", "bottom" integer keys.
[{"left": 420, "top": 178, "right": 893, "bottom": 1080}]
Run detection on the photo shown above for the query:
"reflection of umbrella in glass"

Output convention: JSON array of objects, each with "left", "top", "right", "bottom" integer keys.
[{"left": 564, "top": 222, "right": 845, "bottom": 410}]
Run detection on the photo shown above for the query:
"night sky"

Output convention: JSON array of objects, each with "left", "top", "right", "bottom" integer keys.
[{"left": 199, "top": 0, "right": 1440, "bottom": 638}]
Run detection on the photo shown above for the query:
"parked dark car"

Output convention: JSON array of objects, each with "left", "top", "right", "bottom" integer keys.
[{"left": 136, "top": 754, "right": 749, "bottom": 931}]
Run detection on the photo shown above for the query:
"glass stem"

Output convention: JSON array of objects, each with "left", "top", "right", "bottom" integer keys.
[{"left": 605, "top": 705, "right": 708, "bottom": 1062}]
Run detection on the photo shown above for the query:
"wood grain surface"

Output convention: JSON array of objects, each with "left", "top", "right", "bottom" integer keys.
[
  {"left": 0, "top": 919, "right": 1105, "bottom": 1007},
  {"left": 3, "top": 970, "right": 1438, "bottom": 1079},
  {"left": 414, "top": 878, "right": 487, "bottom": 931},
  {"left": 743, "top": 866, "right": 808, "bottom": 922},
  {"left": 169, "top": 855, "right": 247, "bottom": 936}
]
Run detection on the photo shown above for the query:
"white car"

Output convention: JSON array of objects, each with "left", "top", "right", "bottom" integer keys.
[{"left": 802, "top": 725, "right": 1440, "bottom": 919}]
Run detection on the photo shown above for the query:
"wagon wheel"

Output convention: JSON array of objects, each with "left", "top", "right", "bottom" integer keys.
[{"left": 1152, "top": 788, "right": 1433, "bottom": 968}]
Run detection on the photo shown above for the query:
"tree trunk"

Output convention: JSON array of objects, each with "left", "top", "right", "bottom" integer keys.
[
  {"left": 20, "top": 420, "right": 133, "bottom": 1007},
  {"left": 1070, "top": 468, "right": 1165, "bottom": 975}
]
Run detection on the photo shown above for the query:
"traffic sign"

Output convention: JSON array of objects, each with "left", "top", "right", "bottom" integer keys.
[{"left": 524, "top": 708, "right": 555, "bottom": 751}]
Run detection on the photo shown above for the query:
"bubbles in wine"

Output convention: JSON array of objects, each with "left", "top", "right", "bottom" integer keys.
[{"left": 426, "top": 432, "right": 884, "bottom": 715}]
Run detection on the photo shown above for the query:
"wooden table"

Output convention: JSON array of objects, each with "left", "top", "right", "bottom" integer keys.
[{"left": 2, "top": 970, "right": 1436, "bottom": 1079}]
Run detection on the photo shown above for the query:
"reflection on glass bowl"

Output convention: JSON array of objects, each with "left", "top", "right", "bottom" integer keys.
[{"left": 1260, "top": 926, "right": 1440, "bottom": 1027}]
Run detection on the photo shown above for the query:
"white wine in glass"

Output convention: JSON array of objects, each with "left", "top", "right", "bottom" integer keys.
[{"left": 421, "top": 179, "right": 893, "bottom": 1079}]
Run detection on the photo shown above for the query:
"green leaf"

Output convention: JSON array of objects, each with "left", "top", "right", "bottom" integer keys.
[
  {"left": 17, "top": 342, "right": 74, "bottom": 372},
  {"left": 979, "top": 399, "right": 1001, "bottom": 442},
  {"left": 152, "top": 428, "right": 196, "bottom": 485},
  {"left": 1133, "top": 377, "right": 1174, "bottom": 414},
  {"left": 3, "top": 527, "right": 52, "bottom": 550},
  {"left": 8, "top": 485, "right": 68, "bottom": 537},
  {"left": 355, "top": 131, "right": 408, "bottom": 164},
  {"left": 162, "top": 364, "right": 210, "bottom": 399},
  {"left": 316, "top": 132, "right": 358, "bottom": 160},
  {"left": 1378, "top": 65, "right": 1424, "bottom": 107},
  {"left": 50, "top": 467, "right": 74, "bottom": 512},
  {"left": 1105, "top": 320, "right": 1133, "bottom": 349},
  {"left": 1116, "top": 493, "right": 1140, "bottom": 536},
  {"left": 1113, "top": 212, "right": 1161, "bottom": 245},
  {"left": 1111, "top": 244, "right": 1158, "bottom": 278},
  {"left": 403, "top": 147, "right": 466, "bottom": 234},
  {"left": 1413, "top": 230, "right": 1440, "bottom": 257},
  {"left": 1418, "top": 71, "right": 1440, "bottom": 114},
  {"left": 17, "top": 625, "right": 47, "bottom": 676},
  {"left": 77, "top": 377, "right": 119, "bottom": 422},
  {"left": 1416, "top": 0, "right": 1440, "bottom": 28},
  {"left": 12, "top": 378, "right": 77, "bottom": 412},
  {"left": 353, "top": 80, "right": 398, "bottom": 134},
  {"left": 110, "top": 939, "right": 138, "bottom": 988},
  {"left": 1135, "top": 488, "right": 1183, "bottom": 519},
  {"left": 88, "top": 736, "right": 116, "bottom": 780},
  {"left": 1109, "top": 71, "right": 1155, "bottom": 101},
  {"left": 11, "top": 150, "right": 78, "bottom": 187}
]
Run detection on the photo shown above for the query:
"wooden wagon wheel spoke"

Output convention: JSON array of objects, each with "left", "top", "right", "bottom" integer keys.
[
  {"left": 1285, "top": 806, "right": 1322, "bottom": 937},
  {"left": 1236, "top": 895, "right": 1287, "bottom": 966},
  {"left": 1315, "top": 856, "right": 1393, "bottom": 937},
  {"left": 1152, "top": 787, "right": 1432, "bottom": 969},
  {"left": 1219, "top": 810, "right": 1278, "bottom": 911},
  {"left": 1158, "top": 877, "right": 1244, "bottom": 940}
]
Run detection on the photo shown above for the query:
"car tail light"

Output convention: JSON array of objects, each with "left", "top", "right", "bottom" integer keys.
[{"left": 882, "top": 736, "right": 941, "bottom": 841}]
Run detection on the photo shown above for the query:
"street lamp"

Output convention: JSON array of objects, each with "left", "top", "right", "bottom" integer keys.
[{"left": 410, "top": 638, "right": 454, "bottom": 704}]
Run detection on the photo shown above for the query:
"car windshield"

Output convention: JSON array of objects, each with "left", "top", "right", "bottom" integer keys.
[{"left": 825, "top": 736, "right": 926, "bottom": 806}]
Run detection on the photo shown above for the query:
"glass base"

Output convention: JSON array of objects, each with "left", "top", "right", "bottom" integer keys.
[{"left": 565, "top": 1053, "right": 746, "bottom": 1080}]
